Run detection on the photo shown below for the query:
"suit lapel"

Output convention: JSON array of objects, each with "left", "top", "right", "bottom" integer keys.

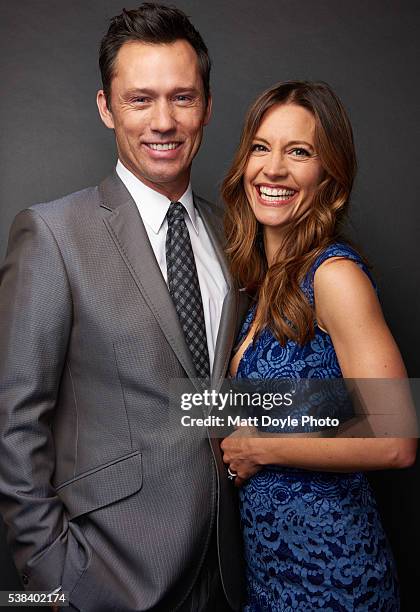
[
  {"left": 99, "top": 173, "right": 199, "bottom": 387},
  {"left": 99, "top": 173, "right": 243, "bottom": 391},
  {"left": 194, "top": 196, "right": 239, "bottom": 390}
]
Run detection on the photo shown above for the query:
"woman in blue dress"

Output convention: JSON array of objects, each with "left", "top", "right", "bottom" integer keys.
[{"left": 220, "top": 81, "right": 417, "bottom": 611}]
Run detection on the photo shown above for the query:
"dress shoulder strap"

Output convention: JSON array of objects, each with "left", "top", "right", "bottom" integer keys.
[{"left": 302, "top": 242, "right": 375, "bottom": 306}]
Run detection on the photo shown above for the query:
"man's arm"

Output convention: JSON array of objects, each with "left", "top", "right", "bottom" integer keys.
[{"left": 0, "top": 208, "right": 73, "bottom": 590}]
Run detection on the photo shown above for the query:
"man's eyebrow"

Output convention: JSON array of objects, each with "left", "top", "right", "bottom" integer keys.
[
  {"left": 171, "top": 87, "right": 201, "bottom": 94},
  {"left": 122, "top": 88, "right": 155, "bottom": 98},
  {"left": 123, "top": 87, "right": 201, "bottom": 97}
]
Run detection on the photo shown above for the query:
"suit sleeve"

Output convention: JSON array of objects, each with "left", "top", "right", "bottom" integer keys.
[{"left": 0, "top": 209, "right": 86, "bottom": 591}]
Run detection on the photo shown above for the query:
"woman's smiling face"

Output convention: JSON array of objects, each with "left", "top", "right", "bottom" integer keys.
[{"left": 244, "top": 103, "right": 324, "bottom": 237}]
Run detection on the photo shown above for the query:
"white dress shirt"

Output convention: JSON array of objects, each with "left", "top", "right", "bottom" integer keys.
[{"left": 116, "top": 160, "right": 228, "bottom": 372}]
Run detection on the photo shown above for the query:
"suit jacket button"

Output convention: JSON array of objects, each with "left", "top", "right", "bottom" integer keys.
[{"left": 21, "top": 574, "right": 29, "bottom": 585}]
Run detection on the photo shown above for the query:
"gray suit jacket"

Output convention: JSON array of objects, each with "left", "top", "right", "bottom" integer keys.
[{"left": 0, "top": 173, "right": 248, "bottom": 611}]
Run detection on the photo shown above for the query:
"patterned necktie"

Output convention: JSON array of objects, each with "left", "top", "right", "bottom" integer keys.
[{"left": 166, "top": 201, "right": 210, "bottom": 380}]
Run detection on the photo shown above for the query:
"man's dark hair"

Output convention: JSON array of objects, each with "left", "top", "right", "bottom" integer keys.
[{"left": 99, "top": 3, "right": 211, "bottom": 108}]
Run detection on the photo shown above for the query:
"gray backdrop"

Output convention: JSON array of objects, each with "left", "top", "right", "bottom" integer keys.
[{"left": 1, "top": 1, "right": 419, "bottom": 609}]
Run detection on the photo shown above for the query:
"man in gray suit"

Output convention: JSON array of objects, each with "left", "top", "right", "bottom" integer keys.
[{"left": 0, "top": 4, "right": 244, "bottom": 611}]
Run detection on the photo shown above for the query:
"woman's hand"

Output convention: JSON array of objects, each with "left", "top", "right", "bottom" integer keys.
[{"left": 220, "top": 426, "right": 262, "bottom": 486}]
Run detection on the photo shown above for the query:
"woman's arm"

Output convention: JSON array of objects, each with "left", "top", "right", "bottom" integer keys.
[{"left": 221, "top": 258, "right": 417, "bottom": 482}]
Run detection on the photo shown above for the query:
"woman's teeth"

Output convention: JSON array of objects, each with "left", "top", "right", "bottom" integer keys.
[
  {"left": 258, "top": 186, "right": 296, "bottom": 201},
  {"left": 148, "top": 143, "right": 179, "bottom": 150}
]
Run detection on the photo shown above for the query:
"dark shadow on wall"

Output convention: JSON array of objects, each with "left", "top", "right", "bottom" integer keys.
[{"left": 368, "top": 461, "right": 420, "bottom": 612}]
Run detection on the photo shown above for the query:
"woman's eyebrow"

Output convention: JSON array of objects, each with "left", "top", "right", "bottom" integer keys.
[
  {"left": 286, "top": 140, "right": 314, "bottom": 149},
  {"left": 252, "top": 136, "right": 314, "bottom": 149}
]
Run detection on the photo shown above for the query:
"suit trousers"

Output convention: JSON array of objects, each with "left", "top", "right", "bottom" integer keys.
[{"left": 177, "top": 527, "right": 233, "bottom": 612}]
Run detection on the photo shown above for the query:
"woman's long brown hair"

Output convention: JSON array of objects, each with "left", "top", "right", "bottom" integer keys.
[{"left": 222, "top": 81, "right": 357, "bottom": 345}]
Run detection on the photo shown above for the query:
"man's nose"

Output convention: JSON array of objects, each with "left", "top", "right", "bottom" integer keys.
[
  {"left": 263, "top": 151, "right": 288, "bottom": 180},
  {"left": 150, "top": 100, "right": 177, "bottom": 133}
]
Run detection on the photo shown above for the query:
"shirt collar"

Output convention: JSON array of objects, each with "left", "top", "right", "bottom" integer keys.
[{"left": 116, "top": 160, "right": 198, "bottom": 234}]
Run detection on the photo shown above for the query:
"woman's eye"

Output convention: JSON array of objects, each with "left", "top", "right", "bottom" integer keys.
[
  {"left": 251, "top": 144, "right": 268, "bottom": 152},
  {"left": 290, "top": 147, "right": 310, "bottom": 157}
]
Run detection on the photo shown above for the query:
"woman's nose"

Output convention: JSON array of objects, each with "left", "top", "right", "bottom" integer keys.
[{"left": 263, "top": 151, "right": 288, "bottom": 180}]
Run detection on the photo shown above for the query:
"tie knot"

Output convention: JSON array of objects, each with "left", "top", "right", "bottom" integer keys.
[{"left": 167, "top": 201, "right": 185, "bottom": 224}]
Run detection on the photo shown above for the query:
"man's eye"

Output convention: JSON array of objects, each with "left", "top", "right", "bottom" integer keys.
[
  {"left": 175, "top": 95, "right": 192, "bottom": 102},
  {"left": 132, "top": 97, "right": 149, "bottom": 104},
  {"left": 290, "top": 147, "right": 310, "bottom": 157},
  {"left": 251, "top": 144, "right": 268, "bottom": 153}
]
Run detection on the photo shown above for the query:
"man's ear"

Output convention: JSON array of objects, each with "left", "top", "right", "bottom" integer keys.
[
  {"left": 203, "top": 93, "right": 212, "bottom": 126},
  {"left": 96, "top": 90, "right": 114, "bottom": 129}
]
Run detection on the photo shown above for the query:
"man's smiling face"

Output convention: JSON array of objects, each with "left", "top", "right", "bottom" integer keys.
[{"left": 97, "top": 39, "right": 212, "bottom": 201}]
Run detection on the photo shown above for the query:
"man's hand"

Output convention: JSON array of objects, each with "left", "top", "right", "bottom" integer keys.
[{"left": 220, "top": 426, "right": 262, "bottom": 486}]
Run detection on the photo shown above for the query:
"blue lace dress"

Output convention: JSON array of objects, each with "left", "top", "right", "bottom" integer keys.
[{"left": 235, "top": 243, "right": 399, "bottom": 611}]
